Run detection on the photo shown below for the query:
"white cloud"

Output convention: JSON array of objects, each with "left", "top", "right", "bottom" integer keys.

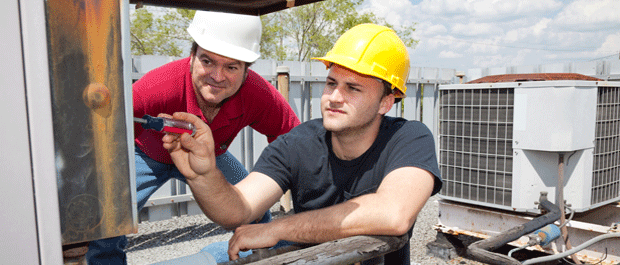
[
  {"left": 363, "top": 0, "right": 415, "bottom": 26},
  {"left": 439, "top": 50, "right": 463, "bottom": 58},
  {"left": 361, "top": 0, "right": 619, "bottom": 70},
  {"left": 597, "top": 32, "right": 620, "bottom": 55},
  {"left": 467, "top": 41, "right": 500, "bottom": 54},
  {"left": 417, "top": 0, "right": 562, "bottom": 21},
  {"left": 473, "top": 54, "right": 505, "bottom": 68},
  {"left": 419, "top": 23, "right": 448, "bottom": 35},
  {"left": 531, "top": 18, "right": 551, "bottom": 36},
  {"left": 553, "top": 0, "right": 620, "bottom": 31},
  {"left": 451, "top": 22, "right": 502, "bottom": 37}
]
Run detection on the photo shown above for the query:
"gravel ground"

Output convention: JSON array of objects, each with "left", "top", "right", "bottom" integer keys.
[{"left": 126, "top": 195, "right": 486, "bottom": 265}]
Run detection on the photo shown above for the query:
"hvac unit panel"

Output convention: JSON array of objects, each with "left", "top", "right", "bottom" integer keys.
[
  {"left": 513, "top": 86, "right": 597, "bottom": 152},
  {"left": 592, "top": 86, "right": 620, "bottom": 205},
  {"left": 511, "top": 149, "right": 594, "bottom": 212},
  {"left": 438, "top": 81, "right": 620, "bottom": 213},
  {"left": 439, "top": 88, "right": 514, "bottom": 209}
]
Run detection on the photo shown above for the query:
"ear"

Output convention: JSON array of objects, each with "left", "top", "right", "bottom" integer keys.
[{"left": 378, "top": 93, "right": 395, "bottom": 115}]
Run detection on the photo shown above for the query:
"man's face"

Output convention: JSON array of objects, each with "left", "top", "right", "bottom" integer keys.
[
  {"left": 190, "top": 46, "right": 247, "bottom": 107},
  {"left": 321, "top": 64, "right": 393, "bottom": 133}
]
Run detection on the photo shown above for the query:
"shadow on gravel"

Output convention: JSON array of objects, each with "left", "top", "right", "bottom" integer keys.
[{"left": 126, "top": 222, "right": 229, "bottom": 252}]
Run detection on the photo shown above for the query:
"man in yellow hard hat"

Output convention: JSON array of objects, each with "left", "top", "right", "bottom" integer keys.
[{"left": 162, "top": 23, "right": 442, "bottom": 264}]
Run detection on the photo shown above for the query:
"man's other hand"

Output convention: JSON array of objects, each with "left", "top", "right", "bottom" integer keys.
[{"left": 227, "top": 223, "right": 281, "bottom": 261}]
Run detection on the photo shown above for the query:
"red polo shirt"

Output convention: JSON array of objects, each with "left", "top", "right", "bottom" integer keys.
[{"left": 133, "top": 57, "right": 300, "bottom": 164}]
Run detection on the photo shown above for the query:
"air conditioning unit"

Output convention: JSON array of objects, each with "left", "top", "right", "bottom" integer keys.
[{"left": 437, "top": 74, "right": 620, "bottom": 213}]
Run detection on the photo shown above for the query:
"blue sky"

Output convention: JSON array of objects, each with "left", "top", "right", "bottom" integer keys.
[{"left": 360, "top": 0, "right": 620, "bottom": 72}]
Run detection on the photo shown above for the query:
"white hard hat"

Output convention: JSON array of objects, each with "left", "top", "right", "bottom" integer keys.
[{"left": 187, "top": 11, "right": 262, "bottom": 63}]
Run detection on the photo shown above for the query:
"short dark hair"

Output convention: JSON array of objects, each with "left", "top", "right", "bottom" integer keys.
[
  {"left": 381, "top": 80, "right": 402, "bottom": 104},
  {"left": 190, "top": 41, "right": 253, "bottom": 69}
]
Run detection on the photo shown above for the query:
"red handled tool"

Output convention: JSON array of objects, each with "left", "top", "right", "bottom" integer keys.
[{"left": 134, "top": 115, "right": 196, "bottom": 136}]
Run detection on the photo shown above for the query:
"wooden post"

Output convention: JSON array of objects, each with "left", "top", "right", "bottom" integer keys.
[{"left": 276, "top": 65, "right": 294, "bottom": 213}]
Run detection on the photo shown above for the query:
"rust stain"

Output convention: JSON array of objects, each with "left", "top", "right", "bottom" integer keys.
[{"left": 47, "top": 0, "right": 134, "bottom": 244}]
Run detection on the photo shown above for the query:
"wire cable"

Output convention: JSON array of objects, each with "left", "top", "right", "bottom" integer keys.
[
  {"left": 559, "top": 206, "right": 574, "bottom": 229},
  {"left": 508, "top": 244, "right": 530, "bottom": 258},
  {"left": 521, "top": 232, "right": 620, "bottom": 265}
]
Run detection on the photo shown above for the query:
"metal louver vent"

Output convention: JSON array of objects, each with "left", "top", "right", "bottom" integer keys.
[
  {"left": 593, "top": 86, "right": 620, "bottom": 204},
  {"left": 438, "top": 79, "right": 620, "bottom": 213},
  {"left": 438, "top": 88, "right": 514, "bottom": 207}
]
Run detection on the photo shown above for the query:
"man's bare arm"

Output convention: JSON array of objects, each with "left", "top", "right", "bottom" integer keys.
[
  {"left": 161, "top": 112, "right": 282, "bottom": 229},
  {"left": 227, "top": 166, "right": 436, "bottom": 259},
  {"left": 187, "top": 172, "right": 283, "bottom": 229}
]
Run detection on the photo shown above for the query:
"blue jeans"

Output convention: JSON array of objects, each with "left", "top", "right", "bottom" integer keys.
[
  {"left": 86, "top": 146, "right": 269, "bottom": 265},
  {"left": 200, "top": 240, "right": 295, "bottom": 263}
]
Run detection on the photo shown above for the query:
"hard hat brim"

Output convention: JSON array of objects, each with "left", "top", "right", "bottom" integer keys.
[
  {"left": 188, "top": 25, "right": 260, "bottom": 63},
  {"left": 312, "top": 56, "right": 407, "bottom": 98}
]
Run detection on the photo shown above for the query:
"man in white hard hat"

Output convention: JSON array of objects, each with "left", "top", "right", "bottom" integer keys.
[
  {"left": 86, "top": 10, "right": 300, "bottom": 264},
  {"left": 162, "top": 23, "right": 442, "bottom": 264}
]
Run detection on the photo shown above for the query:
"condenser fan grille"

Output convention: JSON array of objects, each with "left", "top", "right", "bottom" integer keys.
[
  {"left": 438, "top": 88, "right": 514, "bottom": 206},
  {"left": 593, "top": 86, "right": 620, "bottom": 205}
]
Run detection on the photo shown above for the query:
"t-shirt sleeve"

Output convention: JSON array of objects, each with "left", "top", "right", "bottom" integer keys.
[
  {"left": 252, "top": 134, "right": 294, "bottom": 193},
  {"left": 385, "top": 122, "right": 443, "bottom": 196}
]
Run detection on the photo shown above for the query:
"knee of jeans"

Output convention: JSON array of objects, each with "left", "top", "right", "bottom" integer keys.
[
  {"left": 201, "top": 241, "right": 254, "bottom": 263},
  {"left": 200, "top": 241, "right": 231, "bottom": 263},
  {"left": 86, "top": 236, "right": 128, "bottom": 264}
]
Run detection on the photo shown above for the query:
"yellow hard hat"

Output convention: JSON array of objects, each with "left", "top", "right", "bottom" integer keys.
[{"left": 313, "top": 23, "right": 410, "bottom": 97}]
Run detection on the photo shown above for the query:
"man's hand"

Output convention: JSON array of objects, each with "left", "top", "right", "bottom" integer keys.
[
  {"left": 161, "top": 112, "right": 216, "bottom": 180},
  {"left": 227, "top": 223, "right": 281, "bottom": 261}
]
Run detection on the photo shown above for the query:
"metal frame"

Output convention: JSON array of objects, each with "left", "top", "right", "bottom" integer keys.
[
  {"left": 0, "top": 0, "right": 64, "bottom": 264},
  {"left": 435, "top": 199, "right": 620, "bottom": 264}
]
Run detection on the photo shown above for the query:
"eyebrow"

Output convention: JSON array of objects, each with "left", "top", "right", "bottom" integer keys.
[
  {"left": 197, "top": 53, "right": 241, "bottom": 67},
  {"left": 326, "top": 76, "right": 363, "bottom": 89}
]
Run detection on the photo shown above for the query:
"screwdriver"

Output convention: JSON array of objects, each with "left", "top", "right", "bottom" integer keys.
[{"left": 134, "top": 115, "right": 196, "bottom": 136}]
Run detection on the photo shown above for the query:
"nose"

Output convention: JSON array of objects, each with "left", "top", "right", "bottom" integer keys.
[
  {"left": 326, "top": 86, "right": 344, "bottom": 103},
  {"left": 209, "top": 66, "right": 226, "bottom": 83}
]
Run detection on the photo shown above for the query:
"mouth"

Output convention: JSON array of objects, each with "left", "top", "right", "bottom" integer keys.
[
  {"left": 206, "top": 84, "right": 224, "bottom": 91},
  {"left": 326, "top": 108, "right": 346, "bottom": 114}
]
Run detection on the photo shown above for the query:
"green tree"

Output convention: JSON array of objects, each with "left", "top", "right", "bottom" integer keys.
[
  {"left": 260, "top": 0, "right": 418, "bottom": 61},
  {"left": 130, "top": 7, "right": 195, "bottom": 56},
  {"left": 129, "top": 1, "right": 417, "bottom": 60}
]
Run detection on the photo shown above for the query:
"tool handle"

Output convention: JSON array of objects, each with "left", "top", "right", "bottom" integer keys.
[
  {"left": 138, "top": 115, "right": 196, "bottom": 136},
  {"left": 162, "top": 117, "right": 196, "bottom": 136}
]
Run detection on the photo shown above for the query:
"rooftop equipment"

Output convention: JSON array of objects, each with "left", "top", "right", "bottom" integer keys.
[{"left": 437, "top": 73, "right": 620, "bottom": 213}]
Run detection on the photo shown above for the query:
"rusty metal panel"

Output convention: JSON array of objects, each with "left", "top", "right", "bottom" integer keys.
[{"left": 46, "top": 0, "right": 136, "bottom": 244}]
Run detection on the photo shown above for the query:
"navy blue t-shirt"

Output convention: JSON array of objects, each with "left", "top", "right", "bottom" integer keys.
[
  {"left": 252, "top": 116, "right": 442, "bottom": 264},
  {"left": 254, "top": 116, "right": 442, "bottom": 212}
]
